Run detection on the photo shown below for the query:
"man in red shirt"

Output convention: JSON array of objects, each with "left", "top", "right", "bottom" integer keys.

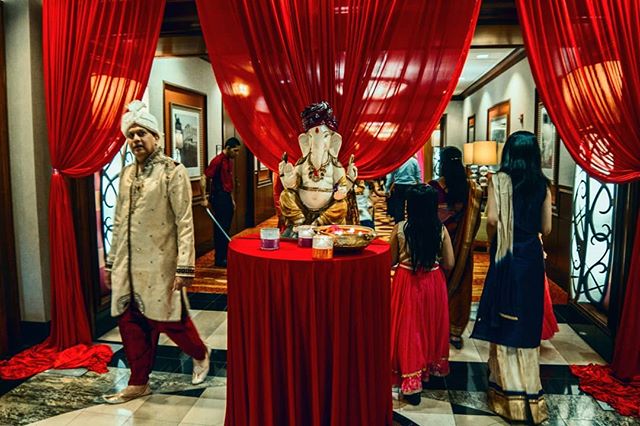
[{"left": 205, "top": 137, "right": 241, "bottom": 267}]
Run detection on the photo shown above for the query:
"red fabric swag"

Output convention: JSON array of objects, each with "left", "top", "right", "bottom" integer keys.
[
  {"left": 570, "top": 364, "right": 640, "bottom": 418},
  {"left": 517, "top": 0, "right": 640, "bottom": 402},
  {"left": 8, "top": 0, "right": 164, "bottom": 375},
  {"left": 0, "top": 343, "right": 113, "bottom": 380},
  {"left": 196, "top": 0, "right": 481, "bottom": 178}
]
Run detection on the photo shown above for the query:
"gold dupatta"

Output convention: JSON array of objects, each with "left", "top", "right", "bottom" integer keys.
[
  {"left": 493, "top": 172, "right": 513, "bottom": 263},
  {"left": 447, "top": 179, "right": 483, "bottom": 297}
]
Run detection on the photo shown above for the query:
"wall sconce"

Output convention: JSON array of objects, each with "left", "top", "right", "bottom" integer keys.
[{"left": 473, "top": 141, "right": 498, "bottom": 187}]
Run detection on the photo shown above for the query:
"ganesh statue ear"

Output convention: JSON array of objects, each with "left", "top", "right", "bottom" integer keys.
[
  {"left": 329, "top": 132, "right": 342, "bottom": 158},
  {"left": 298, "top": 133, "right": 311, "bottom": 157}
]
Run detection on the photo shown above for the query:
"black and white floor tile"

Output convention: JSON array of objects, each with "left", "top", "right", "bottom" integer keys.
[{"left": 1, "top": 293, "right": 638, "bottom": 425}]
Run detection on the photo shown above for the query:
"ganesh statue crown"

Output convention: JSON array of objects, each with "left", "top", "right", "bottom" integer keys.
[{"left": 278, "top": 101, "right": 358, "bottom": 234}]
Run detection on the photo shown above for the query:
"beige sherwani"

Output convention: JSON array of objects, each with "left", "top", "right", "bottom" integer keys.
[{"left": 106, "top": 149, "right": 195, "bottom": 322}]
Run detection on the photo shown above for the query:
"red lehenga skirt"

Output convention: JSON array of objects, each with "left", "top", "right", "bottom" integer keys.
[
  {"left": 541, "top": 275, "right": 559, "bottom": 340},
  {"left": 391, "top": 264, "right": 450, "bottom": 395}
]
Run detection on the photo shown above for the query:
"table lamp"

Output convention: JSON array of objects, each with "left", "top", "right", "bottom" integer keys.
[
  {"left": 473, "top": 141, "right": 498, "bottom": 187},
  {"left": 497, "top": 142, "right": 505, "bottom": 164},
  {"left": 463, "top": 143, "right": 476, "bottom": 180}
]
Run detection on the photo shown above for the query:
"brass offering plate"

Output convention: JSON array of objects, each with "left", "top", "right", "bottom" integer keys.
[{"left": 315, "top": 225, "right": 376, "bottom": 251}]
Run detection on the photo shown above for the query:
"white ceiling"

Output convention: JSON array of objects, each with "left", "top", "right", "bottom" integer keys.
[{"left": 454, "top": 48, "right": 515, "bottom": 95}]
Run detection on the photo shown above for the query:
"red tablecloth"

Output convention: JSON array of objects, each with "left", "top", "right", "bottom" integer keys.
[{"left": 225, "top": 236, "right": 392, "bottom": 426}]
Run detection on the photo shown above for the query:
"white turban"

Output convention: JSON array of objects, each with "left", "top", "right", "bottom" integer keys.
[{"left": 121, "top": 100, "right": 161, "bottom": 137}]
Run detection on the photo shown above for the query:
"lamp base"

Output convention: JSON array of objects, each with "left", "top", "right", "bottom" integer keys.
[{"left": 479, "top": 165, "right": 489, "bottom": 187}]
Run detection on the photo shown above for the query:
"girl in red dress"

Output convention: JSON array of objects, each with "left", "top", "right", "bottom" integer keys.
[{"left": 390, "top": 185, "right": 455, "bottom": 405}]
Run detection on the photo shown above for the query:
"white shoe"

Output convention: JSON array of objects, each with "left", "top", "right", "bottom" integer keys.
[{"left": 192, "top": 347, "right": 210, "bottom": 385}]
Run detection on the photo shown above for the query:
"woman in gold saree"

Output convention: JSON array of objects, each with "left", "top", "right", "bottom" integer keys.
[{"left": 428, "top": 147, "right": 482, "bottom": 349}]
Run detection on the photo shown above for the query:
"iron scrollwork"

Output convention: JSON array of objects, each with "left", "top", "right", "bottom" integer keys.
[
  {"left": 570, "top": 165, "right": 616, "bottom": 309},
  {"left": 100, "top": 144, "right": 133, "bottom": 257}
]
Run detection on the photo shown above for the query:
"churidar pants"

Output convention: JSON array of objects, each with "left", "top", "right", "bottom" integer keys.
[{"left": 119, "top": 304, "right": 207, "bottom": 385}]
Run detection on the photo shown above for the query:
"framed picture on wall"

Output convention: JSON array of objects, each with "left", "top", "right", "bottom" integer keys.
[
  {"left": 487, "top": 100, "right": 510, "bottom": 143},
  {"left": 467, "top": 115, "right": 475, "bottom": 142},
  {"left": 163, "top": 83, "right": 208, "bottom": 181},
  {"left": 170, "top": 103, "right": 203, "bottom": 178},
  {"left": 534, "top": 91, "right": 560, "bottom": 185},
  {"left": 253, "top": 156, "right": 272, "bottom": 187}
]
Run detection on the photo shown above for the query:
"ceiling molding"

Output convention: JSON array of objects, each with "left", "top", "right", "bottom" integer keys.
[
  {"left": 156, "top": 36, "right": 207, "bottom": 57},
  {"left": 458, "top": 47, "right": 527, "bottom": 99},
  {"left": 471, "top": 25, "right": 523, "bottom": 47}
]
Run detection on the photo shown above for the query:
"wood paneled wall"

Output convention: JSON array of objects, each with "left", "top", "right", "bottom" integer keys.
[
  {"left": 0, "top": 3, "right": 21, "bottom": 356},
  {"left": 68, "top": 176, "right": 100, "bottom": 334},
  {"left": 252, "top": 175, "right": 275, "bottom": 225},
  {"left": 544, "top": 186, "right": 573, "bottom": 291}
]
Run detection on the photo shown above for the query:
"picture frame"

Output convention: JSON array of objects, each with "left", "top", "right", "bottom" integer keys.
[
  {"left": 163, "top": 83, "right": 208, "bottom": 182},
  {"left": 534, "top": 91, "right": 560, "bottom": 186},
  {"left": 467, "top": 115, "right": 476, "bottom": 142},
  {"left": 170, "top": 103, "right": 203, "bottom": 178},
  {"left": 487, "top": 100, "right": 510, "bottom": 143},
  {"left": 253, "top": 156, "right": 272, "bottom": 187}
]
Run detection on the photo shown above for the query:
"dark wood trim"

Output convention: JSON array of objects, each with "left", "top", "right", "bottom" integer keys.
[
  {"left": 533, "top": 90, "right": 561, "bottom": 203},
  {"left": 608, "top": 182, "right": 639, "bottom": 335},
  {"left": 459, "top": 48, "right": 527, "bottom": 99},
  {"left": 440, "top": 115, "right": 447, "bottom": 147},
  {"left": 470, "top": 25, "right": 524, "bottom": 48},
  {"left": 156, "top": 36, "right": 207, "bottom": 57},
  {"left": 545, "top": 186, "right": 572, "bottom": 292},
  {"left": 467, "top": 115, "right": 476, "bottom": 143},
  {"left": 0, "top": 2, "right": 21, "bottom": 356},
  {"left": 68, "top": 176, "right": 101, "bottom": 337},
  {"left": 569, "top": 300, "right": 610, "bottom": 333}
]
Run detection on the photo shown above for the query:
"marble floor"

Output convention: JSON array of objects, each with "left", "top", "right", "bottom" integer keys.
[{"left": 1, "top": 293, "right": 638, "bottom": 426}]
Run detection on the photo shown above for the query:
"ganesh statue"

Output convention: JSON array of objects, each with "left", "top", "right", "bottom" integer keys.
[{"left": 278, "top": 101, "right": 358, "bottom": 233}]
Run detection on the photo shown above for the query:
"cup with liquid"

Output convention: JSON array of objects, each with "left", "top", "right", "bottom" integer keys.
[
  {"left": 260, "top": 227, "right": 280, "bottom": 250},
  {"left": 297, "top": 225, "right": 315, "bottom": 248},
  {"left": 311, "top": 234, "right": 334, "bottom": 259}
]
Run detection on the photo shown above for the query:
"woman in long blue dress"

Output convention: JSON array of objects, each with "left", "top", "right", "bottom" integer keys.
[{"left": 471, "top": 131, "right": 552, "bottom": 424}]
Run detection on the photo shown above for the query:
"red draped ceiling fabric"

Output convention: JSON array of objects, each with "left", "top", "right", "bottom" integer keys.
[
  {"left": 517, "top": 0, "right": 640, "bottom": 382},
  {"left": 195, "top": 0, "right": 481, "bottom": 178},
  {"left": 1, "top": 0, "right": 164, "bottom": 380}
]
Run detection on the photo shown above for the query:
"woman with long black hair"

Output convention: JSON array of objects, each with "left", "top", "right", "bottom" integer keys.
[
  {"left": 471, "top": 131, "right": 552, "bottom": 424},
  {"left": 429, "top": 147, "right": 483, "bottom": 349},
  {"left": 389, "top": 185, "right": 454, "bottom": 405}
]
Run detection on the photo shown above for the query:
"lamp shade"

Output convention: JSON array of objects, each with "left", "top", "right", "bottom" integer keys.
[
  {"left": 463, "top": 143, "right": 474, "bottom": 165},
  {"left": 562, "top": 61, "right": 622, "bottom": 125},
  {"left": 473, "top": 141, "right": 498, "bottom": 165}
]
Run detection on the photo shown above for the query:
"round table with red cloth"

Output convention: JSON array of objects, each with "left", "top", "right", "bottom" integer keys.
[{"left": 225, "top": 235, "right": 392, "bottom": 426}]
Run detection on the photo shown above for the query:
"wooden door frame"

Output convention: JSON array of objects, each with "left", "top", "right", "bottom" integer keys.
[{"left": 0, "top": 2, "right": 21, "bottom": 356}]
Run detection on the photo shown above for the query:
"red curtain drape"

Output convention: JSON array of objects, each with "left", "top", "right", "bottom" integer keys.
[
  {"left": 517, "top": 0, "right": 640, "bottom": 387},
  {"left": 196, "top": 0, "right": 481, "bottom": 178},
  {"left": 0, "top": 0, "right": 164, "bottom": 380}
]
